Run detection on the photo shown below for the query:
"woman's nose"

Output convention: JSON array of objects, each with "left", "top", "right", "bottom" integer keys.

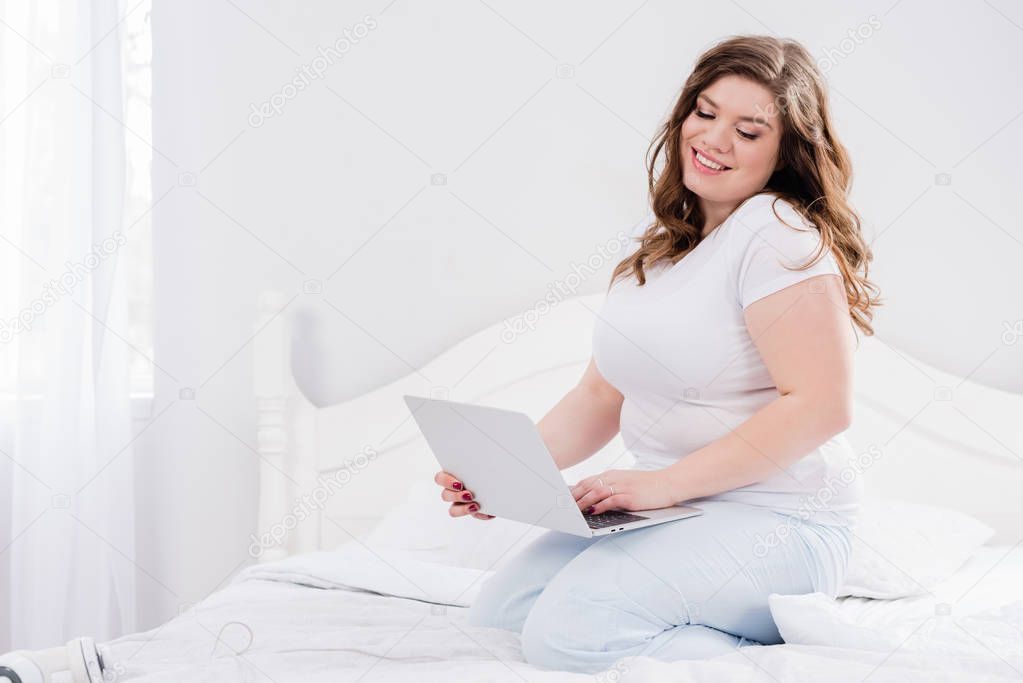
[{"left": 702, "top": 122, "right": 731, "bottom": 154}]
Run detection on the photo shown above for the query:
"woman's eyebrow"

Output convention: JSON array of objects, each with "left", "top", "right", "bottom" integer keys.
[{"left": 698, "top": 94, "right": 773, "bottom": 130}]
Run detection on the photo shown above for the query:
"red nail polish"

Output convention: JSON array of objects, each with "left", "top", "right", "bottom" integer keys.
[
  {"left": 462, "top": 492, "right": 473, "bottom": 501},
  {"left": 585, "top": 506, "right": 595, "bottom": 514},
  {"left": 469, "top": 503, "right": 479, "bottom": 512},
  {"left": 452, "top": 482, "right": 463, "bottom": 490}
]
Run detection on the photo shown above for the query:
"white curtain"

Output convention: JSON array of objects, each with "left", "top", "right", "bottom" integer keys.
[{"left": 0, "top": 0, "right": 140, "bottom": 650}]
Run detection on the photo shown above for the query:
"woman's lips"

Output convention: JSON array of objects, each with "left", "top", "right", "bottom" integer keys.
[{"left": 690, "top": 146, "right": 731, "bottom": 175}]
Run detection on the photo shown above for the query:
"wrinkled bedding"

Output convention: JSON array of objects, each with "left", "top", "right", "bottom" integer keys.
[{"left": 99, "top": 543, "right": 1023, "bottom": 682}]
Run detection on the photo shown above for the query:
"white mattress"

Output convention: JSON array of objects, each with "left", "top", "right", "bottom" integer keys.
[{"left": 100, "top": 543, "right": 1023, "bottom": 682}]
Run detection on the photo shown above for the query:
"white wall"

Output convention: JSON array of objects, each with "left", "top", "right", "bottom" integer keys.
[{"left": 135, "top": 0, "right": 1023, "bottom": 630}]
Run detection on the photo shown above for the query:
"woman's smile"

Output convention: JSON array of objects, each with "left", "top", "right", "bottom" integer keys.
[{"left": 690, "top": 145, "right": 732, "bottom": 175}]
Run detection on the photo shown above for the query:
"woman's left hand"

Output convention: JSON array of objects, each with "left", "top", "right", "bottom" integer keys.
[{"left": 570, "top": 469, "right": 677, "bottom": 515}]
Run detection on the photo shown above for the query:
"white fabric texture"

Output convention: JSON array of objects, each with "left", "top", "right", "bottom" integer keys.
[
  {"left": 771, "top": 592, "right": 1023, "bottom": 658},
  {"left": 769, "top": 543, "right": 1023, "bottom": 657},
  {"left": 0, "top": 0, "right": 139, "bottom": 650},
  {"left": 363, "top": 478, "right": 551, "bottom": 572},
  {"left": 591, "top": 192, "right": 861, "bottom": 526},
  {"left": 838, "top": 500, "right": 994, "bottom": 598},
  {"left": 235, "top": 543, "right": 494, "bottom": 607},
  {"left": 92, "top": 542, "right": 1023, "bottom": 682}
]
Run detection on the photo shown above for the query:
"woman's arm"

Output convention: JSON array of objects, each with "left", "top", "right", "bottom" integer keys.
[
  {"left": 665, "top": 274, "right": 853, "bottom": 502},
  {"left": 538, "top": 358, "right": 624, "bottom": 471},
  {"left": 663, "top": 392, "right": 848, "bottom": 503}
]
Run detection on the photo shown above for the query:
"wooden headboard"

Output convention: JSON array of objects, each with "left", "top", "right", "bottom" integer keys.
[{"left": 251, "top": 291, "right": 1023, "bottom": 561}]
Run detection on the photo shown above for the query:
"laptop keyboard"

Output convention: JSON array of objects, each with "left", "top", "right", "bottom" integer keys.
[{"left": 583, "top": 510, "right": 649, "bottom": 529}]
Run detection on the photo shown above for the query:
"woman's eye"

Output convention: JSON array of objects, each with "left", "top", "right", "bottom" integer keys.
[{"left": 695, "top": 110, "right": 758, "bottom": 140}]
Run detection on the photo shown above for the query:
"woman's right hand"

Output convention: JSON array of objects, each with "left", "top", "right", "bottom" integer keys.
[{"left": 434, "top": 470, "right": 494, "bottom": 520}]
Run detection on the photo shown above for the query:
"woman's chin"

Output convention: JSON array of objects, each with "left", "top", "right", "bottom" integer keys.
[{"left": 683, "top": 179, "right": 726, "bottom": 202}]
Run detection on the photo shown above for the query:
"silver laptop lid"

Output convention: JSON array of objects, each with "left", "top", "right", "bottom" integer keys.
[{"left": 403, "top": 395, "right": 590, "bottom": 536}]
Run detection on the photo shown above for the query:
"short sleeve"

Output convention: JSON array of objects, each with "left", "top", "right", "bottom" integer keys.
[{"left": 736, "top": 215, "right": 841, "bottom": 309}]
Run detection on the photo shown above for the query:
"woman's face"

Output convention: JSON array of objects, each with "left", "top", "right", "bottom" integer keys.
[{"left": 680, "top": 74, "right": 784, "bottom": 211}]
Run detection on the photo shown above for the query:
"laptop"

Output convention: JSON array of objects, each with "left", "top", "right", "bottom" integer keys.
[{"left": 403, "top": 395, "right": 703, "bottom": 537}]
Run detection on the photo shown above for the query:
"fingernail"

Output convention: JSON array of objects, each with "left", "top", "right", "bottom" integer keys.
[
  {"left": 585, "top": 506, "right": 595, "bottom": 514},
  {"left": 461, "top": 492, "right": 472, "bottom": 501},
  {"left": 452, "top": 481, "right": 463, "bottom": 490},
  {"left": 469, "top": 503, "right": 479, "bottom": 512}
]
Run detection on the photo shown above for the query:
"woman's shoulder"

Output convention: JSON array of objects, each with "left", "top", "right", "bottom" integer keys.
[
  {"left": 728, "top": 192, "right": 816, "bottom": 235},
  {"left": 724, "top": 192, "right": 825, "bottom": 254}
]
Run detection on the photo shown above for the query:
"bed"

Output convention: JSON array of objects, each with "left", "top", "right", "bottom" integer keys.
[
  {"left": 99, "top": 542, "right": 1023, "bottom": 681},
  {"left": 21, "top": 291, "right": 1023, "bottom": 680}
]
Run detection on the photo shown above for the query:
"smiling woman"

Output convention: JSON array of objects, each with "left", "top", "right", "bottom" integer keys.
[
  {"left": 620, "top": 39, "right": 881, "bottom": 334},
  {"left": 684, "top": 76, "right": 785, "bottom": 230},
  {"left": 455, "top": 34, "right": 886, "bottom": 674}
]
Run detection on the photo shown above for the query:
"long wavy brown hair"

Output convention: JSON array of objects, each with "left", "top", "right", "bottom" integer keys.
[{"left": 609, "top": 35, "right": 881, "bottom": 337}]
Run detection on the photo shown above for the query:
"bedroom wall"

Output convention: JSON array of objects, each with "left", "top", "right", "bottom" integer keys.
[{"left": 136, "top": 0, "right": 1023, "bottom": 630}]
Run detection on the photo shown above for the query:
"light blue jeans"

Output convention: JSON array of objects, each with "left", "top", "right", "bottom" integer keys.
[{"left": 467, "top": 499, "right": 853, "bottom": 673}]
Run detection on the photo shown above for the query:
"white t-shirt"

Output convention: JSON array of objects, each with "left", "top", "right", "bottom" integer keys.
[{"left": 592, "top": 192, "right": 862, "bottom": 526}]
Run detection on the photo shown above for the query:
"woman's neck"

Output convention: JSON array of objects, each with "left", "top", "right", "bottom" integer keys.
[
  {"left": 699, "top": 191, "right": 767, "bottom": 237},
  {"left": 700, "top": 199, "right": 738, "bottom": 238}
]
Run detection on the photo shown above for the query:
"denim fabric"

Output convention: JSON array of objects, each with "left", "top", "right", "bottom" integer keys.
[{"left": 467, "top": 499, "right": 853, "bottom": 673}]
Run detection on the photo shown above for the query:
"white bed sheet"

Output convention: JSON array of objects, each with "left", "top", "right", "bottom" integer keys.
[
  {"left": 770, "top": 543, "right": 1023, "bottom": 661},
  {"left": 100, "top": 543, "right": 1023, "bottom": 682}
]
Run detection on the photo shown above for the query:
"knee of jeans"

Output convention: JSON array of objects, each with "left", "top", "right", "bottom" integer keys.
[
  {"left": 467, "top": 581, "right": 506, "bottom": 629},
  {"left": 520, "top": 616, "right": 612, "bottom": 674},
  {"left": 521, "top": 616, "right": 589, "bottom": 673},
  {"left": 466, "top": 600, "right": 496, "bottom": 629},
  {"left": 519, "top": 586, "right": 614, "bottom": 674},
  {"left": 521, "top": 590, "right": 570, "bottom": 670}
]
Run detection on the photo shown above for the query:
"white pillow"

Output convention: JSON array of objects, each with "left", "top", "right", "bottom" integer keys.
[
  {"left": 769, "top": 591, "right": 1023, "bottom": 657},
  {"left": 363, "top": 477, "right": 549, "bottom": 571},
  {"left": 839, "top": 500, "right": 994, "bottom": 599}
]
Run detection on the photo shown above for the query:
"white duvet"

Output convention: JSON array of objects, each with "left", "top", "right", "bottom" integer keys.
[{"left": 100, "top": 543, "right": 1023, "bottom": 682}]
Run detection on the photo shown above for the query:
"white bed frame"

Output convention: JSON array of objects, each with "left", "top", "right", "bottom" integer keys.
[{"left": 252, "top": 291, "right": 1023, "bottom": 562}]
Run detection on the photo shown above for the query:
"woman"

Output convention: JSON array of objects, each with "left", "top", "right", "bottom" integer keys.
[{"left": 434, "top": 35, "right": 881, "bottom": 673}]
